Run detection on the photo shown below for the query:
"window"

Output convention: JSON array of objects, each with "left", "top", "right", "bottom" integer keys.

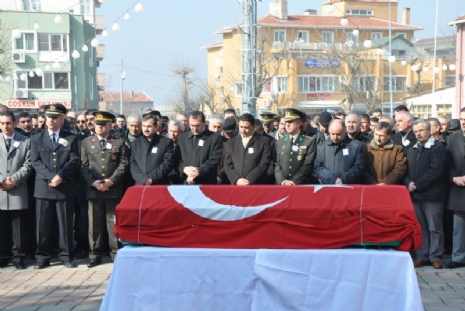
[
  {"left": 30, "top": 0, "right": 41, "bottom": 11},
  {"left": 14, "top": 32, "right": 36, "bottom": 51},
  {"left": 274, "top": 30, "right": 286, "bottom": 43},
  {"left": 298, "top": 76, "right": 339, "bottom": 92},
  {"left": 346, "top": 32, "right": 358, "bottom": 45},
  {"left": 297, "top": 31, "right": 309, "bottom": 44},
  {"left": 346, "top": 9, "right": 373, "bottom": 16},
  {"left": 15, "top": 71, "right": 70, "bottom": 90},
  {"left": 384, "top": 76, "right": 407, "bottom": 92},
  {"left": 392, "top": 50, "right": 407, "bottom": 57},
  {"left": 80, "top": 0, "right": 92, "bottom": 15},
  {"left": 371, "top": 32, "right": 382, "bottom": 41},
  {"left": 235, "top": 82, "right": 243, "bottom": 97},
  {"left": 262, "top": 79, "right": 272, "bottom": 93},
  {"left": 351, "top": 76, "right": 377, "bottom": 92},
  {"left": 445, "top": 75, "right": 455, "bottom": 87},
  {"left": 276, "top": 76, "right": 288, "bottom": 93},
  {"left": 38, "top": 34, "right": 68, "bottom": 52},
  {"left": 322, "top": 32, "right": 334, "bottom": 44}
]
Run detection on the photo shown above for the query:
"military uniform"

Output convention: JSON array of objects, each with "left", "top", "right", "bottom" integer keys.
[
  {"left": 274, "top": 108, "right": 317, "bottom": 185},
  {"left": 80, "top": 111, "right": 128, "bottom": 264},
  {"left": 31, "top": 104, "right": 80, "bottom": 268},
  {"left": 275, "top": 133, "right": 316, "bottom": 185}
]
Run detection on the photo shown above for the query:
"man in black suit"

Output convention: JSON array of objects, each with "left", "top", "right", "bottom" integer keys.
[
  {"left": 445, "top": 107, "right": 465, "bottom": 268},
  {"left": 81, "top": 111, "right": 128, "bottom": 267},
  {"left": 224, "top": 113, "right": 271, "bottom": 185},
  {"left": 31, "top": 104, "right": 79, "bottom": 269},
  {"left": 392, "top": 111, "right": 417, "bottom": 152},
  {"left": 176, "top": 111, "right": 223, "bottom": 185},
  {"left": 130, "top": 115, "right": 174, "bottom": 185}
]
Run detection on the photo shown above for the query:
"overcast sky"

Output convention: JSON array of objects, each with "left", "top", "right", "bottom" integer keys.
[{"left": 97, "top": 0, "right": 463, "bottom": 107}]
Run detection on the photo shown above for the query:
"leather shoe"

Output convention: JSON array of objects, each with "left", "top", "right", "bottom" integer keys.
[
  {"left": 446, "top": 261, "right": 465, "bottom": 269},
  {"left": 432, "top": 261, "right": 443, "bottom": 269},
  {"left": 63, "top": 261, "right": 77, "bottom": 268},
  {"left": 413, "top": 259, "right": 426, "bottom": 268},
  {"left": 87, "top": 259, "right": 101, "bottom": 268},
  {"left": 14, "top": 261, "right": 25, "bottom": 270},
  {"left": 34, "top": 261, "right": 50, "bottom": 269}
]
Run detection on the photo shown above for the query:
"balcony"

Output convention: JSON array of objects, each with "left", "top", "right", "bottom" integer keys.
[
  {"left": 95, "top": 15, "right": 105, "bottom": 34},
  {"left": 97, "top": 44, "right": 105, "bottom": 61}
]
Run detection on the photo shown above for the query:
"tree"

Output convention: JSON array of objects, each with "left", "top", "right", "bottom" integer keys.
[{"left": 0, "top": 18, "right": 13, "bottom": 88}]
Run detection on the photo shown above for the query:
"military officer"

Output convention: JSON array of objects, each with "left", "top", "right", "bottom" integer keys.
[
  {"left": 275, "top": 108, "right": 316, "bottom": 185},
  {"left": 260, "top": 112, "right": 277, "bottom": 136},
  {"left": 31, "top": 104, "right": 80, "bottom": 269},
  {"left": 80, "top": 111, "right": 128, "bottom": 268}
]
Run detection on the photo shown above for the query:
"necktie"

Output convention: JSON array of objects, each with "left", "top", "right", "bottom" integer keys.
[
  {"left": 5, "top": 138, "right": 11, "bottom": 151},
  {"left": 51, "top": 133, "right": 57, "bottom": 148},
  {"left": 100, "top": 139, "right": 106, "bottom": 149}
]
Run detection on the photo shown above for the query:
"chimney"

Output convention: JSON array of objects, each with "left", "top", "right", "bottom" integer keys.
[
  {"left": 402, "top": 7, "right": 410, "bottom": 25},
  {"left": 130, "top": 91, "right": 134, "bottom": 98},
  {"left": 269, "top": 0, "right": 288, "bottom": 20},
  {"left": 304, "top": 9, "right": 317, "bottom": 16}
]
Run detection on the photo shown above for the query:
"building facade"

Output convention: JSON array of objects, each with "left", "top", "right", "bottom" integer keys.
[
  {"left": 204, "top": 0, "right": 456, "bottom": 117},
  {"left": 99, "top": 91, "right": 154, "bottom": 117},
  {"left": 0, "top": 0, "right": 105, "bottom": 112}
]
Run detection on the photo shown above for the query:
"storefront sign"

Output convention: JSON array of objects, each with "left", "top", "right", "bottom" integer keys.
[
  {"left": 307, "top": 93, "right": 331, "bottom": 100},
  {"left": 3, "top": 99, "right": 72, "bottom": 109},
  {"left": 305, "top": 58, "right": 340, "bottom": 68}
]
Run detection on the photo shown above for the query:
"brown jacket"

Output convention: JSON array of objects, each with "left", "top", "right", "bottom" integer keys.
[{"left": 363, "top": 139, "right": 407, "bottom": 184}]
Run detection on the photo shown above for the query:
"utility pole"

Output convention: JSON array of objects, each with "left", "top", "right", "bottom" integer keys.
[
  {"left": 388, "top": 0, "right": 394, "bottom": 117},
  {"left": 120, "top": 59, "right": 125, "bottom": 114},
  {"left": 241, "top": 0, "right": 258, "bottom": 116}
]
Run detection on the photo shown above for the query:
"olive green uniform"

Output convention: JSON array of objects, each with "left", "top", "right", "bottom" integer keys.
[{"left": 274, "top": 133, "right": 316, "bottom": 185}]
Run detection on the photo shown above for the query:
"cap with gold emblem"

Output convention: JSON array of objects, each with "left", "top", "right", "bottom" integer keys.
[
  {"left": 260, "top": 112, "right": 276, "bottom": 125},
  {"left": 283, "top": 108, "right": 305, "bottom": 122},
  {"left": 45, "top": 103, "right": 67, "bottom": 117},
  {"left": 92, "top": 111, "right": 115, "bottom": 125}
]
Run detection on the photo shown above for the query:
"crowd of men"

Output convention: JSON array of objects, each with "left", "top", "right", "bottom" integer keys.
[{"left": 0, "top": 102, "right": 464, "bottom": 272}]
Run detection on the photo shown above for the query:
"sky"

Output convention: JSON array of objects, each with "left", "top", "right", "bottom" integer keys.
[{"left": 97, "top": 0, "right": 463, "bottom": 107}]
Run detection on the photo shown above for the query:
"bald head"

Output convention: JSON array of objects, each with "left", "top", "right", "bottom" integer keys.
[{"left": 329, "top": 119, "right": 346, "bottom": 144}]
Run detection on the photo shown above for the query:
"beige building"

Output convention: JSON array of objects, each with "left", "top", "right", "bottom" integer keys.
[
  {"left": 204, "top": 0, "right": 456, "bottom": 117},
  {"left": 99, "top": 91, "right": 153, "bottom": 117}
]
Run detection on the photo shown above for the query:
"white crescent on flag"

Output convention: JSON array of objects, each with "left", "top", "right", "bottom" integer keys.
[{"left": 167, "top": 186, "right": 288, "bottom": 221}]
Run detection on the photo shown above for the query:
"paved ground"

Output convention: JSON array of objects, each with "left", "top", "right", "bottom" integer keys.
[
  {"left": 1, "top": 253, "right": 465, "bottom": 311},
  {"left": 0, "top": 256, "right": 113, "bottom": 311}
]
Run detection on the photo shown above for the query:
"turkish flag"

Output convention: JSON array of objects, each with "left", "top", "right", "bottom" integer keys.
[{"left": 114, "top": 185, "right": 422, "bottom": 251}]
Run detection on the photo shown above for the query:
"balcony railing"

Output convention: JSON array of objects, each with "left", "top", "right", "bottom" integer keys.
[
  {"left": 95, "top": 15, "right": 105, "bottom": 34},
  {"left": 97, "top": 44, "right": 105, "bottom": 60}
]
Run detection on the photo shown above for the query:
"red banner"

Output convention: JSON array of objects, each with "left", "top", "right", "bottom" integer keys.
[
  {"left": 3, "top": 99, "right": 71, "bottom": 109},
  {"left": 307, "top": 93, "right": 331, "bottom": 100},
  {"left": 114, "top": 185, "right": 422, "bottom": 251}
]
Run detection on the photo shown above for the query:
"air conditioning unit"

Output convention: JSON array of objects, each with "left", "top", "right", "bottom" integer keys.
[
  {"left": 15, "top": 89, "right": 28, "bottom": 99},
  {"left": 12, "top": 51, "right": 26, "bottom": 63}
]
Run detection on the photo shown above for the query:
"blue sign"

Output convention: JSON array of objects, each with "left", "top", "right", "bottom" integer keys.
[{"left": 305, "top": 58, "right": 340, "bottom": 68}]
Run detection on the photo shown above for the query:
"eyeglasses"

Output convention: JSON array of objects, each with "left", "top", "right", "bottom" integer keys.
[{"left": 77, "top": 121, "right": 86, "bottom": 124}]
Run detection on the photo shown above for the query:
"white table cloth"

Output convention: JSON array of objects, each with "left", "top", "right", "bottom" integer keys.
[{"left": 100, "top": 247, "right": 423, "bottom": 311}]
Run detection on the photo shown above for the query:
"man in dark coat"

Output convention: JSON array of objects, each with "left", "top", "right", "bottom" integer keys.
[
  {"left": 392, "top": 111, "right": 417, "bottom": 152},
  {"left": 130, "top": 115, "right": 174, "bottom": 185},
  {"left": 345, "top": 113, "right": 373, "bottom": 144},
  {"left": 224, "top": 113, "right": 271, "bottom": 185},
  {"left": 176, "top": 111, "right": 223, "bottom": 185},
  {"left": 275, "top": 108, "right": 316, "bottom": 185},
  {"left": 445, "top": 108, "right": 465, "bottom": 268},
  {"left": 314, "top": 119, "right": 365, "bottom": 184},
  {"left": 31, "top": 104, "right": 79, "bottom": 269},
  {"left": 80, "top": 111, "right": 128, "bottom": 267},
  {"left": 404, "top": 119, "right": 448, "bottom": 269}
]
